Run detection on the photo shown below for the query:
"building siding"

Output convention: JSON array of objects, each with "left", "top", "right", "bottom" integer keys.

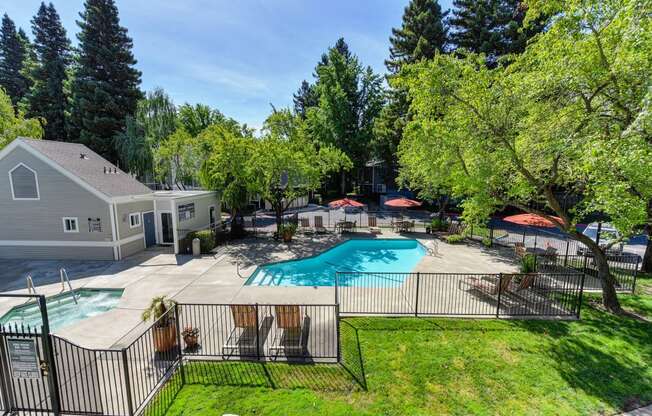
[
  {"left": 115, "top": 199, "right": 154, "bottom": 239},
  {"left": 0, "top": 246, "right": 114, "bottom": 260},
  {"left": 174, "top": 194, "right": 219, "bottom": 239},
  {"left": 119, "top": 238, "right": 145, "bottom": 258},
  {"left": 0, "top": 147, "right": 113, "bottom": 243}
]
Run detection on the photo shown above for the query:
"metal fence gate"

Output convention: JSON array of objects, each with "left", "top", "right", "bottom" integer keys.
[{"left": 0, "top": 295, "right": 60, "bottom": 415}]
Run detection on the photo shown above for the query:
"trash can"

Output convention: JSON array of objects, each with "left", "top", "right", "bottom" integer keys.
[{"left": 192, "top": 238, "right": 201, "bottom": 256}]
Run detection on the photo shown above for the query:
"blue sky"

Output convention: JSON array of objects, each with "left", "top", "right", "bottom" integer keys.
[{"left": 3, "top": 0, "right": 453, "bottom": 130}]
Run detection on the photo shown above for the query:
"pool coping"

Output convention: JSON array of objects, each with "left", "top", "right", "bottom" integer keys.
[{"left": 244, "top": 237, "right": 427, "bottom": 286}]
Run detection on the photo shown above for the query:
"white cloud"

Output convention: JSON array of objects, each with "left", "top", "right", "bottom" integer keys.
[{"left": 183, "top": 62, "right": 270, "bottom": 95}]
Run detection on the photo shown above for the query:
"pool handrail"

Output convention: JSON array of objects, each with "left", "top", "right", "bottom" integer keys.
[{"left": 59, "top": 268, "right": 78, "bottom": 304}]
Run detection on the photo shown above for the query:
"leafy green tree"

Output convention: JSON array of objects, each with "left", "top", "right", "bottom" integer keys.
[
  {"left": 374, "top": 0, "right": 449, "bottom": 188},
  {"left": 69, "top": 0, "right": 142, "bottom": 162},
  {"left": 0, "top": 88, "right": 42, "bottom": 149},
  {"left": 26, "top": 2, "right": 71, "bottom": 141},
  {"left": 255, "top": 109, "right": 352, "bottom": 230},
  {"left": 398, "top": 0, "right": 652, "bottom": 313},
  {"left": 115, "top": 88, "right": 176, "bottom": 179},
  {"left": 307, "top": 39, "right": 384, "bottom": 193},
  {"left": 0, "top": 15, "right": 31, "bottom": 107},
  {"left": 155, "top": 128, "right": 198, "bottom": 190},
  {"left": 178, "top": 103, "right": 243, "bottom": 136}
]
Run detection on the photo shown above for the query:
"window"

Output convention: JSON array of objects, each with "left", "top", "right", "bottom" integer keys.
[
  {"left": 178, "top": 203, "right": 195, "bottom": 221},
  {"left": 62, "top": 217, "right": 79, "bottom": 233},
  {"left": 9, "top": 163, "right": 39, "bottom": 200},
  {"left": 129, "top": 213, "right": 142, "bottom": 229}
]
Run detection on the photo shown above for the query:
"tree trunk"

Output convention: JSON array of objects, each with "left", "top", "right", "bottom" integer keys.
[
  {"left": 340, "top": 170, "right": 346, "bottom": 195},
  {"left": 230, "top": 208, "right": 245, "bottom": 238},
  {"left": 438, "top": 195, "right": 449, "bottom": 221},
  {"left": 575, "top": 233, "right": 622, "bottom": 313},
  {"left": 641, "top": 199, "right": 652, "bottom": 273},
  {"left": 274, "top": 204, "right": 283, "bottom": 237}
]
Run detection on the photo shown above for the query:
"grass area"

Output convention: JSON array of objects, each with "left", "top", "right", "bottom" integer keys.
[{"left": 152, "top": 288, "right": 652, "bottom": 416}]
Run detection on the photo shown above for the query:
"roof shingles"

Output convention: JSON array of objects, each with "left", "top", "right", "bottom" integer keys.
[{"left": 19, "top": 138, "right": 152, "bottom": 198}]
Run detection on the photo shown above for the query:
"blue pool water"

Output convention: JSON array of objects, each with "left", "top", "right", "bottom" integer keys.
[
  {"left": 246, "top": 239, "right": 426, "bottom": 287},
  {"left": 0, "top": 289, "right": 124, "bottom": 332}
]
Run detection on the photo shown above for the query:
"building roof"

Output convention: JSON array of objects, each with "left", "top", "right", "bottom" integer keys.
[
  {"left": 153, "top": 190, "right": 216, "bottom": 199},
  {"left": 17, "top": 138, "right": 153, "bottom": 198}
]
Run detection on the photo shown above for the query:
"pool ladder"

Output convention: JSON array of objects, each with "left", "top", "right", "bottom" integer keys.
[
  {"left": 60, "top": 268, "right": 78, "bottom": 304},
  {"left": 26, "top": 274, "right": 37, "bottom": 294}
]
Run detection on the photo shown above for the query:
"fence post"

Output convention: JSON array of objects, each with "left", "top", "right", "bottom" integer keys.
[
  {"left": 255, "top": 303, "right": 261, "bottom": 360},
  {"left": 38, "top": 296, "right": 61, "bottom": 416},
  {"left": 577, "top": 271, "right": 586, "bottom": 319},
  {"left": 582, "top": 255, "right": 589, "bottom": 275},
  {"left": 334, "top": 273, "right": 339, "bottom": 305},
  {"left": 564, "top": 240, "right": 570, "bottom": 268},
  {"left": 496, "top": 273, "right": 503, "bottom": 318},
  {"left": 335, "top": 304, "right": 341, "bottom": 362},
  {"left": 489, "top": 226, "right": 494, "bottom": 247},
  {"left": 174, "top": 304, "right": 185, "bottom": 384},
  {"left": 414, "top": 272, "right": 420, "bottom": 317},
  {"left": 533, "top": 231, "right": 538, "bottom": 250},
  {"left": 522, "top": 229, "right": 526, "bottom": 245},
  {"left": 632, "top": 257, "right": 640, "bottom": 293},
  {"left": 121, "top": 349, "right": 134, "bottom": 416}
]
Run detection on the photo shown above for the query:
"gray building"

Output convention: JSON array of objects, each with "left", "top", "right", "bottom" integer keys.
[{"left": 0, "top": 138, "right": 219, "bottom": 260}]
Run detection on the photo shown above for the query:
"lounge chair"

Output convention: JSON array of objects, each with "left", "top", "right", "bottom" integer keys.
[
  {"left": 269, "top": 305, "right": 306, "bottom": 358},
  {"left": 459, "top": 274, "right": 513, "bottom": 297},
  {"left": 511, "top": 273, "right": 536, "bottom": 292},
  {"left": 222, "top": 305, "right": 258, "bottom": 358},
  {"left": 299, "top": 217, "right": 313, "bottom": 235},
  {"left": 368, "top": 216, "right": 381, "bottom": 234},
  {"left": 314, "top": 216, "right": 328, "bottom": 234}
]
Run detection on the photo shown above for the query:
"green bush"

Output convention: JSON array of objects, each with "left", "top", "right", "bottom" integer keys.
[
  {"left": 430, "top": 218, "right": 449, "bottom": 232},
  {"left": 482, "top": 237, "right": 492, "bottom": 248},
  {"left": 445, "top": 234, "right": 465, "bottom": 244},
  {"left": 521, "top": 254, "right": 536, "bottom": 273},
  {"left": 187, "top": 229, "right": 215, "bottom": 253}
]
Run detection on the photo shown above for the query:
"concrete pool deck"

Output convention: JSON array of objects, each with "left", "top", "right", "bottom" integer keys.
[{"left": 0, "top": 232, "right": 519, "bottom": 348}]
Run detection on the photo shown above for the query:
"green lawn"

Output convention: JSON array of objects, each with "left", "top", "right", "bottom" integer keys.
[{"left": 152, "top": 278, "right": 652, "bottom": 416}]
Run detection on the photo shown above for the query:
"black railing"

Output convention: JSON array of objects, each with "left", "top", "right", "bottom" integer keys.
[
  {"left": 177, "top": 303, "right": 339, "bottom": 363},
  {"left": 534, "top": 253, "right": 639, "bottom": 293},
  {"left": 336, "top": 272, "right": 584, "bottom": 318}
]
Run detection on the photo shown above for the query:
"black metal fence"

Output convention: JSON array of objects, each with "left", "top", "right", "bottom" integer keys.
[
  {"left": 336, "top": 272, "right": 585, "bottom": 318},
  {"left": 534, "top": 253, "right": 640, "bottom": 293},
  {"left": 0, "top": 301, "right": 339, "bottom": 416}
]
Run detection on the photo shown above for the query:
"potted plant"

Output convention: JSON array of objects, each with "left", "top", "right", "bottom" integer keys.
[
  {"left": 142, "top": 296, "right": 177, "bottom": 353},
  {"left": 182, "top": 326, "right": 200, "bottom": 351},
  {"left": 279, "top": 222, "right": 297, "bottom": 243}
]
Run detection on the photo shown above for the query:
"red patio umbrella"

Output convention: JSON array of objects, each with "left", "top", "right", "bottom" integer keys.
[
  {"left": 503, "top": 213, "right": 561, "bottom": 228},
  {"left": 384, "top": 197, "right": 422, "bottom": 208},
  {"left": 328, "top": 198, "right": 365, "bottom": 209}
]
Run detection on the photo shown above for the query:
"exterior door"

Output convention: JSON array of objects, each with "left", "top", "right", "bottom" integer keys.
[
  {"left": 143, "top": 212, "right": 156, "bottom": 247},
  {"left": 160, "top": 212, "right": 174, "bottom": 244},
  {"left": 209, "top": 206, "right": 216, "bottom": 227}
]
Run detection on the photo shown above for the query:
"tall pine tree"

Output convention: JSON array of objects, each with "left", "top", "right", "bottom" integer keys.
[
  {"left": 449, "top": 0, "right": 545, "bottom": 67},
  {"left": 374, "top": 0, "right": 448, "bottom": 185},
  {"left": 27, "top": 3, "right": 71, "bottom": 141},
  {"left": 292, "top": 80, "right": 318, "bottom": 119},
  {"left": 385, "top": 0, "right": 448, "bottom": 73},
  {"left": 0, "top": 15, "right": 31, "bottom": 107},
  {"left": 69, "top": 0, "right": 141, "bottom": 162}
]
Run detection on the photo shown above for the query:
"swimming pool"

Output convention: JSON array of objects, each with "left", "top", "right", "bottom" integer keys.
[
  {"left": 0, "top": 288, "right": 124, "bottom": 332},
  {"left": 246, "top": 239, "right": 426, "bottom": 287}
]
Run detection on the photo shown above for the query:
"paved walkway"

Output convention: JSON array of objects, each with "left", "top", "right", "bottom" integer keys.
[{"left": 0, "top": 232, "right": 519, "bottom": 349}]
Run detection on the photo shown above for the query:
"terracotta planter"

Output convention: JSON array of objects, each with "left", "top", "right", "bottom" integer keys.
[
  {"left": 183, "top": 334, "right": 199, "bottom": 349},
  {"left": 282, "top": 230, "right": 293, "bottom": 242},
  {"left": 153, "top": 324, "right": 177, "bottom": 353}
]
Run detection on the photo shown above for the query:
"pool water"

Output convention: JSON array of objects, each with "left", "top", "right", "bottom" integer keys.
[
  {"left": 246, "top": 239, "right": 426, "bottom": 287},
  {"left": 0, "top": 289, "right": 124, "bottom": 332}
]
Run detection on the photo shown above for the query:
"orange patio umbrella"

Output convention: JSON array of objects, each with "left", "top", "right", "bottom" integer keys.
[
  {"left": 328, "top": 198, "right": 365, "bottom": 209},
  {"left": 503, "top": 213, "right": 561, "bottom": 228},
  {"left": 384, "top": 197, "right": 422, "bottom": 208}
]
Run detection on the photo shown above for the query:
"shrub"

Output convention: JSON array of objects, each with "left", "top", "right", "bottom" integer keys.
[
  {"left": 187, "top": 229, "right": 215, "bottom": 253},
  {"left": 521, "top": 254, "right": 536, "bottom": 273},
  {"left": 445, "top": 234, "right": 465, "bottom": 244},
  {"left": 482, "top": 237, "right": 492, "bottom": 248},
  {"left": 430, "top": 217, "right": 449, "bottom": 232}
]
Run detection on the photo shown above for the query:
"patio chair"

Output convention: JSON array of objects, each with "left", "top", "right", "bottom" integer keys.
[
  {"left": 299, "top": 217, "right": 313, "bottom": 235},
  {"left": 269, "top": 305, "right": 306, "bottom": 358},
  {"left": 313, "top": 216, "right": 328, "bottom": 234},
  {"left": 368, "top": 216, "right": 381, "bottom": 234},
  {"left": 459, "top": 274, "right": 513, "bottom": 298},
  {"left": 511, "top": 273, "right": 536, "bottom": 292},
  {"left": 222, "top": 305, "right": 258, "bottom": 358}
]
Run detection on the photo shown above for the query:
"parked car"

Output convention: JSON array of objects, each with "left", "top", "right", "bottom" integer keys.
[{"left": 576, "top": 223, "right": 625, "bottom": 255}]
